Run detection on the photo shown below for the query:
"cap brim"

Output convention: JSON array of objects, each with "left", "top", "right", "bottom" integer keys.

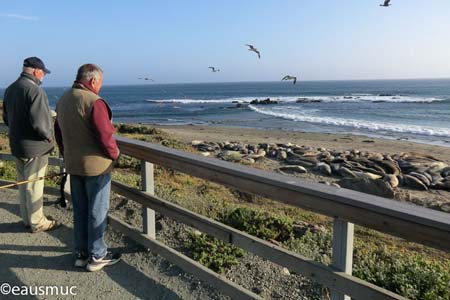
[{"left": 44, "top": 68, "right": 51, "bottom": 74}]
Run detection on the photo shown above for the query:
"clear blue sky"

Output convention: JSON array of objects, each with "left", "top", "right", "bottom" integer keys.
[{"left": 1, "top": 0, "right": 450, "bottom": 87}]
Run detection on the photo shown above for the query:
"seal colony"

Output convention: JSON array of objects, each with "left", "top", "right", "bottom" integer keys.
[{"left": 191, "top": 140, "right": 450, "bottom": 201}]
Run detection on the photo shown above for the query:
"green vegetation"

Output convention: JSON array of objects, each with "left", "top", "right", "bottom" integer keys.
[
  {"left": 354, "top": 247, "right": 450, "bottom": 300},
  {"left": 285, "top": 231, "right": 332, "bottom": 265},
  {"left": 115, "top": 123, "right": 163, "bottom": 135},
  {"left": 187, "top": 232, "right": 245, "bottom": 273},
  {"left": 115, "top": 123, "right": 190, "bottom": 151},
  {"left": 0, "top": 161, "right": 16, "bottom": 180},
  {"left": 219, "top": 207, "right": 293, "bottom": 242}
]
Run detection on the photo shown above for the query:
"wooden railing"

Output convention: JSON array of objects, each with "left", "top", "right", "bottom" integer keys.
[{"left": 1, "top": 134, "right": 449, "bottom": 300}]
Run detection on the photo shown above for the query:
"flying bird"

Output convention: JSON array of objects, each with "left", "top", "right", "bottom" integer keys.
[
  {"left": 380, "top": 0, "right": 391, "bottom": 7},
  {"left": 138, "top": 77, "right": 154, "bottom": 81},
  {"left": 246, "top": 44, "right": 261, "bottom": 59},
  {"left": 282, "top": 75, "right": 297, "bottom": 85},
  {"left": 208, "top": 67, "right": 220, "bottom": 72}
]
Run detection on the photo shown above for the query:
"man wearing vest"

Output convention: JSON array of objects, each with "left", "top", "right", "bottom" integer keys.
[
  {"left": 55, "top": 64, "right": 121, "bottom": 272},
  {"left": 2, "top": 57, "right": 60, "bottom": 233}
]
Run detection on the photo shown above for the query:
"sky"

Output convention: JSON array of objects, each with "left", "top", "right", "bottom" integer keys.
[{"left": 1, "top": 0, "right": 450, "bottom": 87}]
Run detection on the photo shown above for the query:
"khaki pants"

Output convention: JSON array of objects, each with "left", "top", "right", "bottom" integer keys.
[{"left": 14, "top": 155, "right": 49, "bottom": 228}]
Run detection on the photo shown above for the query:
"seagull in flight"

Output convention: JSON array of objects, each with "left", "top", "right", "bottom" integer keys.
[
  {"left": 282, "top": 75, "right": 297, "bottom": 85},
  {"left": 138, "top": 77, "right": 154, "bottom": 81},
  {"left": 380, "top": 0, "right": 391, "bottom": 7},
  {"left": 246, "top": 44, "right": 261, "bottom": 59},
  {"left": 208, "top": 67, "right": 220, "bottom": 72}
]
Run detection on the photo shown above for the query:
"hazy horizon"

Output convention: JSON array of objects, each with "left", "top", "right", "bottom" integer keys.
[
  {"left": 3, "top": 77, "right": 449, "bottom": 89},
  {"left": 1, "top": 1, "right": 450, "bottom": 87}
]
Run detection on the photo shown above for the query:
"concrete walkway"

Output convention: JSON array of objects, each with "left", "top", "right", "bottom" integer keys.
[{"left": 0, "top": 188, "right": 226, "bottom": 300}]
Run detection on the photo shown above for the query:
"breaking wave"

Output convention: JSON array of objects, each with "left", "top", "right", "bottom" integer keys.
[
  {"left": 145, "top": 94, "right": 446, "bottom": 104},
  {"left": 248, "top": 105, "right": 450, "bottom": 138}
]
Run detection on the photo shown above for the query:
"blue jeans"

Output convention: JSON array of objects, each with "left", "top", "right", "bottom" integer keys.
[{"left": 70, "top": 173, "right": 111, "bottom": 259}]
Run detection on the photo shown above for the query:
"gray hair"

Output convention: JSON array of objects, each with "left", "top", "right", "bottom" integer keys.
[
  {"left": 76, "top": 64, "right": 103, "bottom": 81},
  {"left": 22, "top": 66, "right": 36, "bottom": 74}
]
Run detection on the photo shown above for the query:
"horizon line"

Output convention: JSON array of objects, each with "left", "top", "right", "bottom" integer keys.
[{"left": 1, "top": 76, "right": 450, "bottom": 89}]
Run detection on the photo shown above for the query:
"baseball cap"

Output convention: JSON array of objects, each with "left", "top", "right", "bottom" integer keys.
[{"left": 23, "top": 57, "right": 51, "bottom": 74}]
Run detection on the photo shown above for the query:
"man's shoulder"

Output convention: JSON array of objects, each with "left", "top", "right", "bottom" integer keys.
[
  {"left": 14, "top": 76, "right": 42, "bottom": 93},
  {"left": 25, "top": 81, "right": 46, "bottom": 99}
]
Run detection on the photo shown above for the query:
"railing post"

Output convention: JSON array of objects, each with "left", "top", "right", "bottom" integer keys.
[
  {"left": 141, "top": 160, "right": 156, "bottom": 238},
  {"left": 331, "top": 219, "right": 354, "bottom": 300}
]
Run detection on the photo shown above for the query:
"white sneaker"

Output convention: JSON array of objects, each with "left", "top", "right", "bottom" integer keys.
[{"left": 86, "top": 252, "right": 121, "bottom": 272}]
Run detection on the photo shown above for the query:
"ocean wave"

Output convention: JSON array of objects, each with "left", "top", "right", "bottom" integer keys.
[
  {"left": 145, "top": 95, "right": 446, "bottom": 104},
  {"left": 145, "top": 97, "right": 257, "bottom": 104},
  {"left": 248, "top": 105, "right": 450, "bottom": 137}
]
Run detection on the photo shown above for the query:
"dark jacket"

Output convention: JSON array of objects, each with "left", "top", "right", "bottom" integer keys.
[{"left": 3, "top": 72, "right": 54, "bottom": 158}]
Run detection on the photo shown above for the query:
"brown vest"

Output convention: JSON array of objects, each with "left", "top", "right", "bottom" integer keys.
[{"left": 56, "top": 83, "right": 113, "bottom": 176}]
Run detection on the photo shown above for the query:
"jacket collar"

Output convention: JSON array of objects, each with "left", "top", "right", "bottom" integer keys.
[{"left": 20, "top": 72, "right": 41, "bottom": 86}]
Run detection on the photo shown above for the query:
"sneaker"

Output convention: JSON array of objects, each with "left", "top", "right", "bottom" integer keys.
[
  {"left": 74, "top": 253, "right": 89, "bottom": 268},
  {"left": 86, "top": 252, "right": 121, "bottom": 272},
  {"left": 31, "top": 219, "right": 60, "bottom": 233}
]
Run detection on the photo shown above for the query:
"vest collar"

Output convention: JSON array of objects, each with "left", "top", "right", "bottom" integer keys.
[
  {"left": 20, "top": 72, "right": 42, "bottom": 86},
  {"left": 72, "top": 81, "right": 98, "bottom": 95}
]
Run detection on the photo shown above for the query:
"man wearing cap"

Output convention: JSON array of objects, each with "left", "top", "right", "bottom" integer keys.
[{"left": 2, "top": 57, "right": 59, "bottom": 233}]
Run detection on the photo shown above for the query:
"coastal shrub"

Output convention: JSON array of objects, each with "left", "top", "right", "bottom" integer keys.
[
  {"left": 186, "top": 232, "right": 245, "bottom": 273},
  {"left": 0, "top": 161, "right": 16, "bottom": 181},
  {"left": 112, "top": 170, "right": 140, "bottom": 188},
  {"left": 115, "top": 124, "right": 190, "bottom": 151},
  {"left": 353, "top": 246, "right": 450, "bottom": 300},
  {"left": 115, "top": 123, "right": 162, "bottom": 135},
  {"left": 160, "top": 138, "right": 188, "bottom": 150},
  {"left": 230, "top": 189, "right": 261, "bottom": 203},
  {"left": 115, "top": 154, "right": 141, "bottom": 170},
  {"left": 285, "top": 230, "right": 332, "bottom": 265},
  {"left": 219, "top": 207, "right": 293, "bottom": 242}
]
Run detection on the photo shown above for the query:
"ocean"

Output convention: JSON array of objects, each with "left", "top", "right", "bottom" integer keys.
[{"left": 2, "top": 79, "right": 450, "bottom": 146}]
